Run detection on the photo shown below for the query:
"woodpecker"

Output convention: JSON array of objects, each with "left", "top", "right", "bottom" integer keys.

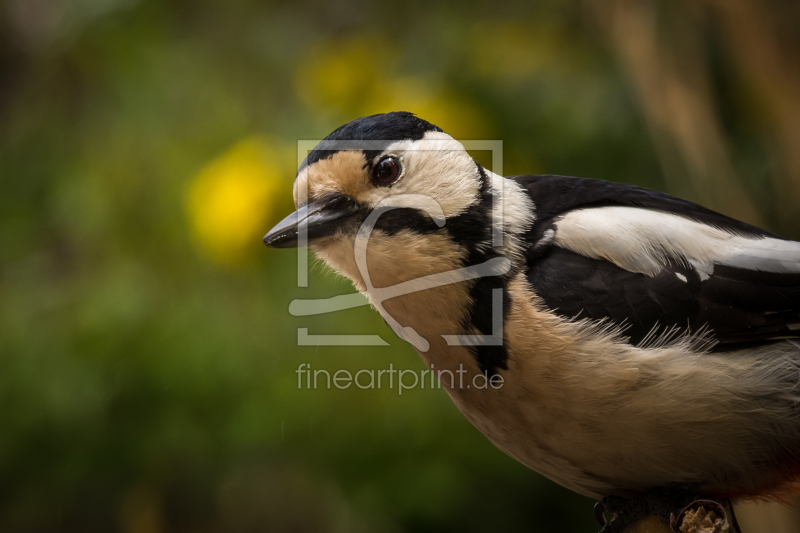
[{"left": 263, "top": 112, "right": 800, "bottom": 521}]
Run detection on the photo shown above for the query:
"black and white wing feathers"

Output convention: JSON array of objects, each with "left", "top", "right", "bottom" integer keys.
[{"left": 516, "top": 175, "right": 800, "bottom": 348}]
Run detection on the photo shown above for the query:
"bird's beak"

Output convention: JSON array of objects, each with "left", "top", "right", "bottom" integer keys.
[{"left": 263, "top": 200, "right": 360, "bottom": 248}]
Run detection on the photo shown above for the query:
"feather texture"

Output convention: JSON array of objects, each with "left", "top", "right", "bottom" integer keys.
[
  {"left": 279, "top": 114, "right": 800, "bottom": 502},
  {"left": 516, "top": 175, "right": 800, "bottom": 348}
]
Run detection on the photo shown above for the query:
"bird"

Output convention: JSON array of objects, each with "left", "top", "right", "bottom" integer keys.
[{"left": 263, "top": 111, "right": 800, "bottom": 528}]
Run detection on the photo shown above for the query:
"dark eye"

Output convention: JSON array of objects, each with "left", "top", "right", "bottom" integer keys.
[{"left": 372, "top": 157, "right": 400, "bottom": 186}]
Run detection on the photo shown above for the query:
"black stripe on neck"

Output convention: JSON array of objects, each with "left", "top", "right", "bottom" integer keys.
[
  {"left": 444, "top": 164, "right": 494, "bottom": 258},
  {"left": 359, "top": 163, "right": 514, "bottom": 376},
  {"left": 449, "top": 164, "right": 513, "bottom": 377}
]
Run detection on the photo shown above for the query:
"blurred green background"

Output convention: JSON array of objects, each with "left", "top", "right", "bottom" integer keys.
[{"left": 2, "top": 1, "right": 800, "bottom": 532}]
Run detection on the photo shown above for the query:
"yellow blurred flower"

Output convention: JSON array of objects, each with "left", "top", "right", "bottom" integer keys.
[
  {"left": 295, "top": 37, "right": 391, "bottom": 114},
  {"left": 295, "top": 36, "right": 490, "bottom": 139},
  {"left": 187, "top": 137, "right": 291, "bottom": 265},
  {"left": 364, "top": 76, "right": 489, "bottom": 139},
  {"left": 469, "top": 22, "right": 568, "bottom": 82}
]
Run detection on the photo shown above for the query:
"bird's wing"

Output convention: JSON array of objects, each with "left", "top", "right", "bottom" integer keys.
[{"left": 515, "top": 175, "right": 800, "bottom": 348}]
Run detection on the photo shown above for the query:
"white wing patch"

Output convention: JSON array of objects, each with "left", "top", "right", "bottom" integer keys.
[{"left": 553, "top": 207, "right": 800, "bottom": 278}]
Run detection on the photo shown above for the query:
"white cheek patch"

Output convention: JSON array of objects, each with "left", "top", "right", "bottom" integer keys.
[
  {"left": 487, "top": 170, "right": 535, "bottom": 236},
  {"left": 554, "top": 207, "right": 800, "bottom": 277},
  {"left": 356, "top": 132, "right": 481, "bottom": 219}
]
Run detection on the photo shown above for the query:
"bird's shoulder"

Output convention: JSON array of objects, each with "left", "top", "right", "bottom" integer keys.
[
  {"left": 509, "top": 174, "right": 800, "bottom": 349},
  {"left": 511, "top": 174, "right": 773, "bottom": 238}
]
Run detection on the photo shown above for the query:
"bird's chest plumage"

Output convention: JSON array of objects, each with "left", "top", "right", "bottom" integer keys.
[
  {"left": 375, "top": 272, "right": 800, "bottom": 501},
  {"left": 405, "top": 318, "right": 615, "bottom": 499},
  {"left": 357, "top": 271, "right": 617, "bottom": 498},
  {"left": 313, "top": 224, "right": 800, "bottom": 501},
  {"left": 315, "top": 234, "right": 646, "bottom": 497}
]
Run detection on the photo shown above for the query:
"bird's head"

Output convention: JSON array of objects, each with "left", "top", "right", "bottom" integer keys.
[{"left": 263, "top": 112, "right": 513, "bottom": 291}]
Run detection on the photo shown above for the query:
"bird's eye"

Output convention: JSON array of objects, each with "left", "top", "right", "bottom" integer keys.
[{"left": 372, "top": 157, "right": 400, "bottom": 186}]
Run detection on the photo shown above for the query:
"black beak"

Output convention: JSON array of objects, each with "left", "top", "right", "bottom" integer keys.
[{"left": 263, "top": 200, "right": 360, "bottom": 248}]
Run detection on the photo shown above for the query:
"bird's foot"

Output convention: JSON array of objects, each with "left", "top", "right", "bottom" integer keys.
[
  {"left": 595, "top": 484, "right": 697, "bottom": 532},
  {"left": 594, "top": 487, "right": 742, "bottom": 533},
  {"left": 671, "top": 499, "right": 742, "bottom": 533}
]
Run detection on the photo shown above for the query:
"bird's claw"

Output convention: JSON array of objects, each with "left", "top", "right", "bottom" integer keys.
[{"left": 595, "top": 489, "right": 743, "bottom": 533}]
